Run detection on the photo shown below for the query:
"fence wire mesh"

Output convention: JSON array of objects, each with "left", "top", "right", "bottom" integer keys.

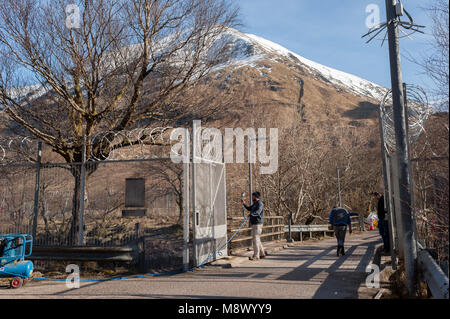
[
  {"left": 193, "top": 160, "right": 228, "bottom": 266},
  {"left": 1, "top": 153, "right": 187, "bottom": 268}
]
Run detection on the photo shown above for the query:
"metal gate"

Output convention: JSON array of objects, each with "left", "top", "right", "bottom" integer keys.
[
  {"left": 191, "top": 122, "right": 228, "bottom": 267},
  {"left": 1, "top": 123, "right": 228, "bottom": 270}
]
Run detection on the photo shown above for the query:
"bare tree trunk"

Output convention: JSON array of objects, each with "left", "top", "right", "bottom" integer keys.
[{"left": 177, "top": 193, "right": 183, "bottom": 226}]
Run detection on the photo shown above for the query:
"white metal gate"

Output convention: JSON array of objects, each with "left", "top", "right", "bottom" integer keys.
[
  {"left": 191, "top": 121, "right": 228, "bottom": 267},
  {"left": 192, "top": 161, "right": 227, "bottom": 266}
]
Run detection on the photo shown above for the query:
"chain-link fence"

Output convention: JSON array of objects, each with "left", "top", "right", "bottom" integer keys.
[
  {"left": 412, "top": 160, "right": 449, "bottom": 274},
  {"left": 0, "top": 141, "right": 190, "bottom": 270},
  {"left": 1, "top": 160, "right": 185, "bottom": 238}
]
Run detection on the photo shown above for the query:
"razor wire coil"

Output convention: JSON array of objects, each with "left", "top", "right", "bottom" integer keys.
[
  {"left": 0, "top": 127, "right": 174, "bottom": 164},
  {"left": 380, "top": 84, "right": 430, "bottom": 155}
]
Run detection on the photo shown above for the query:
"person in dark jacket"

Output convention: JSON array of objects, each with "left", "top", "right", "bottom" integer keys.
[
  {"left": 373, "top": 192, "right": 390, "bottom": 253},
  {"left": 241, "top": 192, "right": 266, "bottom": 260},
  {"left": 329, "top": 207, "right": 352, "bottom": 256}
]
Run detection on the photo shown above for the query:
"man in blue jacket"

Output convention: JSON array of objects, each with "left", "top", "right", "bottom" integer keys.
[
  {"left": 241, "top": 192, "right": 266, "bottom": 261},
  {"left": 329, "top": 207, "right": 352, "bottom": 256}
]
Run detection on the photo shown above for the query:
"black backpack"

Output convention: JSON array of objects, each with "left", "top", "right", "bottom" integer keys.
[{"left": 333, "top": 209, "right": 348, "bottom": 224}]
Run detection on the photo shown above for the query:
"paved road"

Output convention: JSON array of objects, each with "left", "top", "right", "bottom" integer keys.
[{"left": 0, "top": 231, "right": 381, "bottom": 299}]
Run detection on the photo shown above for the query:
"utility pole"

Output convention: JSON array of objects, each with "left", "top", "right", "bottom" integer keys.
[
  {"left": 32, "top": 141, "right": 42, "bottom": 239},
  {"left": 378, "top": 109, "right": 398, "bottom": 270},
  {"left": 337, "top": 168, "right": 342, "bottom": 207},
  {"left": 248, "top": 137, "right": 266, "bottom": 205},
  {"left": 385, "top": 0, "right": 417, "bottom": 296},
  {"left": 337, "top": 166, "right": 348, "bottom": 207}
]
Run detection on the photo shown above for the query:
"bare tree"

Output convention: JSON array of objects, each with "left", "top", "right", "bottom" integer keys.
[
  {"left": 258, "top": 125, "right": 331, "bottom": 224},
  {"left": 417, "top": 0, "right": 449, "bottom": 111},
  {"left": 255, "top": 121, "right": 381, "bottom": 226},
  {"left": 0, "top": 0, "right": 239, "bottom": 243},
  {"left": 0, "top": 166, "right": 35, "bottom": 230},
  {"left": 145, "top": 161, "right": 184, "bottom": 224},
  {"left": 411, "top": 113, "right": 449, "bottom": 264}
]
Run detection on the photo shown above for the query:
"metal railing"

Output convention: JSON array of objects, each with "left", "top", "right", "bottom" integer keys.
[
  {"left": 285, "top": 215, "right": 365, "bottom": 242},
  {"left": 29, "top": 245, "right": 137, "bottom": 263},
  {"left": 417, "top": 242, "right": 449, "bottom": 299},
  {"left": 284, "top": 224, "right": 334, "bottom": 242}
]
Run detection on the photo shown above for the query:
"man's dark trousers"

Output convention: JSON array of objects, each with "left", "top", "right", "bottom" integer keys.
[{"left": 378, "top": 219, "right": 390, "bottom": 252}]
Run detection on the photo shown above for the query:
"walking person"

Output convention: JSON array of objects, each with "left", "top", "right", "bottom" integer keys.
[
  {"left": 372, "top": 192, "right": 390, "bottom": 253},
  {"left": 329, "top": 207, "right": 352, "bottom": 256},
  {"left": 241, "top": 192, "right": 266, "bottom": 261}
]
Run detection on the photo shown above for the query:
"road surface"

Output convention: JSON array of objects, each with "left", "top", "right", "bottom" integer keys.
[{"left": 0, "top": 231, "right": 381, "bottom": 299}]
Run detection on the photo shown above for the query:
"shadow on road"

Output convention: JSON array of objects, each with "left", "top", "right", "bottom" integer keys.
[
  {"left": 201, "top": 235, "right": 380, "bottom": 299},
  {"left": 311, "top": 241, "right": 377, "bottom": 298}
]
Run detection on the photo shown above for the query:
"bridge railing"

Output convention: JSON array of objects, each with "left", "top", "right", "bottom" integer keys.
[
  {"left": 416, "top": 242, "right": 449, "bottom": 299},
  {"left": 285, "top": 215, "right": 365, "bottom": 242},
  {"left": 29, "top": 245, "right": 137, "bottom": 263},
  {"left": 227, "top": 214, "right": 365, "bottom": 253},
  {"left": 227, "top": 216, "right": 284, "bottom": 254}
]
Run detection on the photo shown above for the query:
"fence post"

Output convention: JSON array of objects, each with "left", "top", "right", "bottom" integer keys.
[
  {"left": 183, "top": 128, "right": 190, "bottom": 271},
  {"left": 287, "top": 213, "right": 293, "bottom": 243},
  {"left": 279, "top": 218, "right": 282, "bottom": 241},
  {"left": 379, "top": 93, "right": 398, "bottom": 269},
  {"left": 390, "top": 153, "right": 404, "bottom": 258},
  {"left": 135, "top": 222, "right": 146, "bottom": 272},
  {"left": 386, "top": 154, "right": 398, "bottom": 270},
  {"left": 191, "top": 120, "right": 199, "bottom": 267},
  {"left": 134, "top": 222, "right": 141, "bottom": 237},
  {"left": 271, "top": 217, "right": 274, "bottom": 241},
  {"left": 32, "top": 142, "right": 42, "bottom": 240},
  {"left": 78, "top": 134, "right": 86, "bottom": 246}
]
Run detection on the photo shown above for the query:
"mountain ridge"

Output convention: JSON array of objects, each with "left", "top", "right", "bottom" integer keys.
[{"left": 213, "top": 28, "right": 388, "bottom": 102}]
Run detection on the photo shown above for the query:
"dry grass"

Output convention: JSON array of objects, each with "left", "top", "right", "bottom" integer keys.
[{"left": 383, "top": 263, "right": 430, "bottom": 299}]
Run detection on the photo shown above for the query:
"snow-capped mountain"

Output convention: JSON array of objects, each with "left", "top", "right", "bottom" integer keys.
[
  {"left": 214, "top": 28, "right": 388, "bottom": 101},
  {"left": 4, "top": 27, "right": 388, "bottom": 107}
]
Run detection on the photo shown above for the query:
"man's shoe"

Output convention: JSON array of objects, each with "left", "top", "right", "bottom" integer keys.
[{"left": 249, "top": 256, "right": 260, "bottom": 261}]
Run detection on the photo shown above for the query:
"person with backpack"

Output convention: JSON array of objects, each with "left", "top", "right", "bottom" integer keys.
[{"left": 329, "top": 206, "right": 352, "bottom": 256}]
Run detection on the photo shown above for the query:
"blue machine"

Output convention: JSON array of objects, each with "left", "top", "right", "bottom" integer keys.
[{"left": 0, "top": 235, "right": 34, "bottom": 288}]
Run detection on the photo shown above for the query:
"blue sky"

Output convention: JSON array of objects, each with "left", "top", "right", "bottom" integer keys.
[{"left": 238, "top": 0, "right": 436, "bottom": 91}]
